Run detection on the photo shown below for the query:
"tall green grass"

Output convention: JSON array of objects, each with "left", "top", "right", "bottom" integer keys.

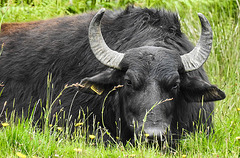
[{"left": 0, "top": 0, "right": 240, "bottom": 157}]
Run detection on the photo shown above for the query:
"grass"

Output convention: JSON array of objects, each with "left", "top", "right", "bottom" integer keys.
[{"left": 0, "top": 0, "right": 240, "bottom": 157}]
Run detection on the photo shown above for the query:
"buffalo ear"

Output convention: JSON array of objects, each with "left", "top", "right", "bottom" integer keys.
[
  {"left": 180, "top": 77, "right": 225, "bottom": 102},
  {"left": 79, "top": 69, "right": 120, "bottom": 95}
]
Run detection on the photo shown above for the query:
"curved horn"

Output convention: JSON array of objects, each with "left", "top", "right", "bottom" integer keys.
[
  {"left": 181, "top": 13, "right": 213, "bottom": 72},
  {"left": 88, "top": 8, "right": 124, "bottom": 69}
]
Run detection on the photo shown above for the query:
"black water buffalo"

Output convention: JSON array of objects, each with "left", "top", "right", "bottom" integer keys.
[{"left": 0, "top": 7, "right": 225, "bottom": 144}]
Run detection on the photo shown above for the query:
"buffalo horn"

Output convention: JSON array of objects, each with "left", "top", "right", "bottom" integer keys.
[
  {"left": 88, "top": 8, "right": 124, "bottom": 69},
  {"left": 181, "top": 13, "right": 213, "bottom": 72}
]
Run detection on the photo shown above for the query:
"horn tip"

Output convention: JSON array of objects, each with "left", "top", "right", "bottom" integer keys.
[
  {"left": 91, "top": 8, "right": 106, "bottom": 26},
  {"left": 197, "top": 13, "right": 206, "bottom": 20},
  {"left": 98, "top": 8, "right": 106, "bottom": 14},
  {"left": 197, "top": 13, "right": 212, "bottom": 30}
]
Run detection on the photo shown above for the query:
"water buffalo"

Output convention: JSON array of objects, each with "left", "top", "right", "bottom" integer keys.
[{"left": 0, "top": 7, "right": 225, "bottom": 145}]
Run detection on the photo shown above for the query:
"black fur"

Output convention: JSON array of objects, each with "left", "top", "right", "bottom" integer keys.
[{"left": 0, "top": 7, "right": 225, "bottom": 145}]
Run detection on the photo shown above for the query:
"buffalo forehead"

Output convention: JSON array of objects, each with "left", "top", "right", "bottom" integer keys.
[
  {"left": 123, "top": 48, "right": 180, "bottom": 89},
  {"left": 126, "top": 47, "right": 180, "bottom": 73}
]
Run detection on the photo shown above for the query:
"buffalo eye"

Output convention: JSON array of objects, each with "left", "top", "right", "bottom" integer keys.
[
  {"left": 171, "top": 79, "right": 180, "bottom": 91},
  {"left": 125, "top": 79, "right": 132, "bottom": 86},
  {"left": 124, "top": 75, "right": 133, "bottom": 87}
]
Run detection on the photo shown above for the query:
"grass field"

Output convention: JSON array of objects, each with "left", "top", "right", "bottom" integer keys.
[{"left": 0, "top": 0, "right": 240, "bottom": 157}]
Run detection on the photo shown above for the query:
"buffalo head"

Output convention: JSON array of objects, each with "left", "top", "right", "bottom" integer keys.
[{"left": 80, "top": 9, "right": 225, "bottom": 143}]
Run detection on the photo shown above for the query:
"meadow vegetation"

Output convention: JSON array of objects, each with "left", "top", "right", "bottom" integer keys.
[{"left": 0, "top": 0, "right": 240, "bottom": 157}]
